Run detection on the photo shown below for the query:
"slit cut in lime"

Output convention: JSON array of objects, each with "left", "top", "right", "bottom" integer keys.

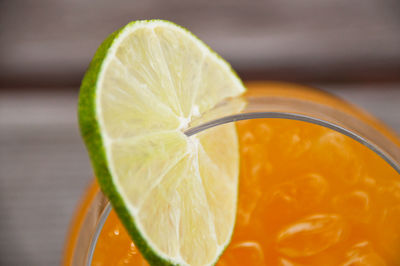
[{"left": 78, "top": 20, "right": 246, "bottom": 265}]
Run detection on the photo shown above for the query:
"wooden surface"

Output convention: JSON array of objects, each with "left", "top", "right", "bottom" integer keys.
[
  {"left": 0, "top": 84, "right": 399, "bottom": 265},
  {"left": 1, "top": 0, "right": 400, "bottom": 86}
]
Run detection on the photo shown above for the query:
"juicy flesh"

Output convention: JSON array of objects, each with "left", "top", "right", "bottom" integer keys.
[{"left": 98, "top": 22, "right": 244, "bottom": 265}]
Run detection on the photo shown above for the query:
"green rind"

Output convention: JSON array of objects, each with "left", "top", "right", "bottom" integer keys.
[
  {"left": 78, "top": 21, "right": 177, "bottom": 266},
  {"left": 78, "top": 19, "right": 245, "bottom": 266}
]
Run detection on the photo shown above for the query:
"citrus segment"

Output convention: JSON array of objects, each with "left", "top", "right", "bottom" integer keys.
[{"left": 79, "top": 20, "right": 245, "bottom": 265}]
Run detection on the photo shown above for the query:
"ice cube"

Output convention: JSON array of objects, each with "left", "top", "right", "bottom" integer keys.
[
  {"left": 377, "top": 181, "right": 400, "bottom": 206},
  {"left": 278, "top": 257, "right": 305, "bottom": 266},
  {"left": 254, "top": 122, "right": 272, "bottom": 142},
  {"left": 270, "top": 124, "right": 314, "bottom": 161},
  {"left": 333, "top": 190, "right": 371, "bottom": 223},
  {"left": 219, "top": 241, "right": 265, "bottom": 265},
  {"left": 377, "top": 205, "right": 400, "bottom": 262},
  {"left": 265, "top": 173, "right": 328, "bottom": 216},
  {"left": 276, "top": 214, "right": 346, "bottom": 258},
  {"left": 266, "top": 182, "right": 296, "bottom": 210},
  {"left": 361, "top": 175, "right": 376, "bottom": 188},
  {"left": 293, "top": 173, "right": 329, "bottom": 209},
  {"left": 237, "top": 187, "right": 262, "bottom": 226},
  {"left": 341, "top": 241, "right": 386, "bottom": 266},
  {"left": 241, "top": 131, "right": 257, "bottom": 146},
  {"left": 313, "top": 132, "right": 362, "bottom": 186}
]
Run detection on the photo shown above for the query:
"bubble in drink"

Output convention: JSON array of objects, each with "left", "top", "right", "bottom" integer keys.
[{"left": 276, "top": 214, "right": 345, "bottom": 258}]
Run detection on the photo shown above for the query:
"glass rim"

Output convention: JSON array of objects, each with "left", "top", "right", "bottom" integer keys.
[{"left": 86, "top": 109, "right": 400, "bottom": 265}]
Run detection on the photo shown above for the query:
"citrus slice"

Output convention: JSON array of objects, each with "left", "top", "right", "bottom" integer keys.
[{"left": 78, "top": 20, "right": 246, "bottom": 265}]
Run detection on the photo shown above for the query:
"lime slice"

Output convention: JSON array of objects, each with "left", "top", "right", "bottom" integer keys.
[{"left": 78, "top": 20, "right": 245, "bottom": 265}]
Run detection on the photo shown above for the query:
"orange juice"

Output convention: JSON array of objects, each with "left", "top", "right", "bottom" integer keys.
[
  {"left": 89, "top": 117, "right": 399, "bottom": 265},
  {"left": 64, "top": 83, "right": 400, "bottom": 265}
]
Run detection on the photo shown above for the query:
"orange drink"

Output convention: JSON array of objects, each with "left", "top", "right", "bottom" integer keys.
[{"left": 65, "top": 83, "right": 400, "bottom": 265}]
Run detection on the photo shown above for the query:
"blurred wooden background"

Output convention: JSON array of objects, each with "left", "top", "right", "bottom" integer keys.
[
  {"left": 1, "top": 0, "right": 400, "bottom": 87},
  {"left": 0, "top": 1, "right": 400, "bottom": 265}
]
